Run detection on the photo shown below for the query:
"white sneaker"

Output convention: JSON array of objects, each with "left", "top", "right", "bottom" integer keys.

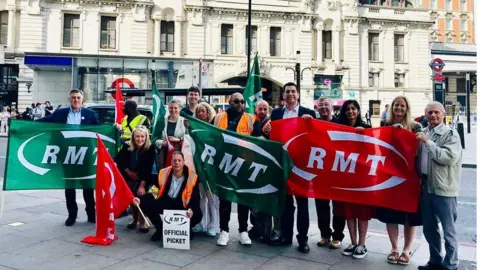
[
  {"left": 239, "top": 232, "right": 252, "bottom": 245},
  {"left": 217, "top": 230, "right": 229, "bottom": 246}
]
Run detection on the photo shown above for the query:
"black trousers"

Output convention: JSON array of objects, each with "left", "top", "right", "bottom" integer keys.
[
  {"left": 140, "top": 194, "right": 202, "bottom": 231},
  {"left": 281, "top": 194, "right": 309, "bottom": 243},
  {"left": 65, "top": 188, "right": 95, "bottom": 218},
  {"left": 315, "top": 199, "right": 345, "bottom": 241},
  {"left": 219, "top": 199, "right": 249, "bottom": 233}
]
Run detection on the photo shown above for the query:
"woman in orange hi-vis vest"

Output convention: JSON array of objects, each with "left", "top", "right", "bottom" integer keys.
[{"left": 134, "top": 151, "right": 202, "bottom": 242}]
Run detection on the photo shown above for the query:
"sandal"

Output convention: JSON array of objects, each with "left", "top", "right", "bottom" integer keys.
[
  {"left": 397, "top": 251, "right": 412, "bottom": 265},
  {"left": 387, "top": 251, "right": 400, "bottom": 264}
]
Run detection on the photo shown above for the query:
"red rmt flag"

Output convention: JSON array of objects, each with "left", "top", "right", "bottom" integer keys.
[
  {"left": 115, "top": 83, "right": 125, "bottom": 124},
  {"left": 81, "top": 135, "right": 134, "bottom": 246},
  {"left": 270, "top": 118, "right": 420, "bottom": 213}
]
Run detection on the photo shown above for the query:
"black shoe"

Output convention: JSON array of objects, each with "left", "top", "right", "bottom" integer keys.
[
  {"left": 248, "top": 227, "right": 261, "bottom": 239},
  {"left": 87, "top": 215, "right": 96, "bottom": 223},
  {"left": 139, "top": 227, "right": 149, "bottom": 234},
  {"left": 418, "top": 262, "right": 444, "bottom": 270},
  {"left": 352, "top": 245, "right": 368, "bottom": 259},
  {"left": 150, "top": 231, "right": 162, "bottom": 242},
  {"left": 65, "top": 217, "right": 76, "bottom": 226},
  {"left": 127, "top": 222, "right": 137, "bottom": 230},
  {"left": 269, "top": 237, "right": 292, "bottom": 246},
  {"left": 298, "top": 242, "right": 310, "bottom": 253}
]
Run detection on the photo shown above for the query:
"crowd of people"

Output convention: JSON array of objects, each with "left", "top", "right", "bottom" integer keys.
[
  {"left": 34, "top": 83, "right": 462, "bottom": 270},
  {"left": 0, "top": 101, "right": 61, "bottom": 135}
]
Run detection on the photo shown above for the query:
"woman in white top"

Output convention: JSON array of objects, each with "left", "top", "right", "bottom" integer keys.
[
  {"left": 191, "top": 102, "right": 220, "bottom": 236},
  {"left": 0, "top": 107, "right": 10, "bottom": 135},
  {"left": 155, "top": 99, "right": 186, "bottom": 169}
]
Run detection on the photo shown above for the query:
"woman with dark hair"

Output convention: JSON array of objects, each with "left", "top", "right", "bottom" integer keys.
[
  {"left": 337, "top": 100, "right": 374, "bottom": 260},
  {"left": 134, "top": 151, "right": 202, "bottom": 242}
]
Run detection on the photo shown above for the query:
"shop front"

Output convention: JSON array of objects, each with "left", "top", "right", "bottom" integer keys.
[{"left": 23, "top": 53, "right": 214, "bottom": 108}]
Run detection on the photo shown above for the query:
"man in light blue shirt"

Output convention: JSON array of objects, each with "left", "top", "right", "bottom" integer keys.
[{"left": 37, "top": 89, "right": 100, "bottom": 226}]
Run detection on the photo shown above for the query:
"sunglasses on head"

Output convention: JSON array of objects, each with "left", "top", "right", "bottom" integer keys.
[{"left": 233, "top": 100, "right": 246, "bottom": 105}]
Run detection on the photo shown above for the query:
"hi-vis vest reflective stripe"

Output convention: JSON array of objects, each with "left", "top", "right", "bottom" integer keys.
[
  {"left": 152, "top": 166, "right": 198, "bottom": 208},
  {"left": 121, "top": 114, "right": 147, "bottom": 139},
  {"left": 213, "top": 112, "right": 254, "bottom": 135}
]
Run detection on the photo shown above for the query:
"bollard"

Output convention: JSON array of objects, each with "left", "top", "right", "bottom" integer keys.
[{"left": 457, "top": 122, "right": 465, "bottom": 149}]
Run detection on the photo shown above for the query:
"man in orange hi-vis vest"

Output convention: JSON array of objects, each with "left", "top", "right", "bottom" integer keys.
[
  {"left": 134, "top": 151, "right": 202, "bottom": 242},
  {"left": 213, "top": 92, "right": 255, "bottom": 247}
]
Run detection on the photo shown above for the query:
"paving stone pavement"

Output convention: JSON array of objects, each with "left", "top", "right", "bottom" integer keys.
[{"left": 0, "top": 189, "right": 476, "bottom": 270}]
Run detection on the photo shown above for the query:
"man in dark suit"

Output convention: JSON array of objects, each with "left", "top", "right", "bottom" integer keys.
[
  {"left": 37, "top": 89, "right": 99, "bottom": 226},
  {"left": 264, "top": 82, "right": 315, "bottom": 253}
]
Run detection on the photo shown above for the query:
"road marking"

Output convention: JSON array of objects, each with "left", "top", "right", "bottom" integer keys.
[{"left": 458, "top": 201, "right": 476, "bottom": 206}]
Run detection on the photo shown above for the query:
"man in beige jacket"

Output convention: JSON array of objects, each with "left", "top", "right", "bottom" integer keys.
[{"left": 416, "top": 101, "right": 462, "bottom": 270}]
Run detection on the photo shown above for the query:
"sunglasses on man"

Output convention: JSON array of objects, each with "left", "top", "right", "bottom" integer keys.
[{"left": 232, "top": 99, "right": 246, "bottom": 105}]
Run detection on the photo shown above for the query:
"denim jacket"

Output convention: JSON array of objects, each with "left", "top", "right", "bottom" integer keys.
[{"left": 417, "top": 124, "right": 462, "bottom": 197}]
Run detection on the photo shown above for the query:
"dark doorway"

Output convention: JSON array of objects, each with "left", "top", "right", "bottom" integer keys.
[{"left": 0, "top": 64, "right": 19, "bottom": 109}]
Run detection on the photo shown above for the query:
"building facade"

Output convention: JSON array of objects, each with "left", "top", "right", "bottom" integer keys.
[
  {"left": 1, "top": 0, "right": 434, "bottom": 119},
  {"left": 426, "top": 0, "right": 475, "bottom": 44},
  {"left": 313, "top": 0, "right": 433, "bottom": 120}
]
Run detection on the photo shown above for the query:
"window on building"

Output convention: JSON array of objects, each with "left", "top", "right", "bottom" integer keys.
[
  {"left": 394, "top": 73, "right": 405, "bottom": 88},
  {"left": 368, "top": 33, "right": 380, "bottom": 61},
  {"left": 461, "top": 20, "right": 467, "bottom": 32},
  {"left": 460, "top": 0, "right": 467, "bottom": 11},
  {"left": 446, "top": 18, "right": 452, "bottom": 31},
  {"left": 246, "top": 26, "right": 257, "bottom": 54},
  {"left": 270, "top": 27, "right": 281, "bottom": 56},
  {"left": 221, "top": 24, "right": 233, "bottom": 54},
  {"left": 446, "top": 0, "right": 452, "bottom": 10},
  {"left": 369, "top": 72, "right": 379, "bottom": 87},
  {"left": 430, "top": 0, "right": 437, "bottom": 8},
  {"left": 369, "top": 100, "right": 381, "bottom": 117},
  {"left": 394, "top": 34, "right": 404, "bottom": 62},
  {"left": 62, "top": 14, "right": 80, "bottom": 48},
  {"left": 322, "top": 31, "right": 332, "bottom": 60},
  {"left": 100, "top": 16, "right": 116, "bottom": 49},
  {"left": 0, "top": 11, "right": 7, "bottom": 45},
  {"left": 160, "top": 21, "right": 174, "bottom": 52},
  {"left": 456, "top": 78, "right": 466, "bottom": 92}
]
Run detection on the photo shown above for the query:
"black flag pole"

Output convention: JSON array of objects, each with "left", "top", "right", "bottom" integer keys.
[{"left": 247, "top": 0, "right": 252, "bottom": 76}]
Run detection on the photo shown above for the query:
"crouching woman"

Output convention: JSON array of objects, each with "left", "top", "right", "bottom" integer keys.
[{"left": 134, "top": 151, "right": 203, "bottom": 242}]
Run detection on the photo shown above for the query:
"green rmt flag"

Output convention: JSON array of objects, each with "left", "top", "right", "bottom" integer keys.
[
  {"left": 151, "top": 78, "right": 166, "bottom": 143},
  {"left": 243, "top": 54, "right": 262, "bottom": 114},
  {"left": 3, "top": 121, "right": 118, "bottom": 190},
  {"left": 184, "top": 114, "right": 292, "bottom": 217}
]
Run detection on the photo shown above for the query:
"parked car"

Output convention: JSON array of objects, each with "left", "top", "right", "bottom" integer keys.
[{"left": 85, "top": 104, "right": 153, "bottom": 125}]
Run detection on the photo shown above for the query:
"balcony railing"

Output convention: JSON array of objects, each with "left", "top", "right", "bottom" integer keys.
[{"left": 359, "top": 0, "right": 413, "bottom": 8}]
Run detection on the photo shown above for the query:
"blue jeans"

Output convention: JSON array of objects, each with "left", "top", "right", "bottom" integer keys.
[{"left": 422, "top": 175, "right": 458, "bottom": 270}]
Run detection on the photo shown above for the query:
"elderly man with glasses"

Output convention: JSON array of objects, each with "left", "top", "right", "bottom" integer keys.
[{"left": 416, "top": 101, "right": 462, "bottom": 270}]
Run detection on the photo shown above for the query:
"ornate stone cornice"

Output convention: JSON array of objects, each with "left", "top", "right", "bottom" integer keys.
[
  {"left": 364, "top": 18, "right": 433, "bottom": 30},
  {"left": 47, "top": 0, "right": 154, "bottom": 8},
  {"left": 185, "top": 5, "right": 316, "bottom": 22}
]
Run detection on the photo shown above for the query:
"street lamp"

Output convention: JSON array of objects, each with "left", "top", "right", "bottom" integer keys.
[
  {"left": 26, "top": 82, "right": 32, "bottom": 93},
  {"left": 285, "top": 51, "right": 311, "bottom": 103}
]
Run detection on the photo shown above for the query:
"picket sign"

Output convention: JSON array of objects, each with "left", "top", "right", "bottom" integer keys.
[{"left": 162, "top": 210, "right": 190, "bottom": 250}]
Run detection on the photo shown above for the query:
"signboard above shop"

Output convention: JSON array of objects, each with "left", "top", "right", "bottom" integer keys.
[{"left": 313, "top": 75, "right": 343, "bottom": 99}]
